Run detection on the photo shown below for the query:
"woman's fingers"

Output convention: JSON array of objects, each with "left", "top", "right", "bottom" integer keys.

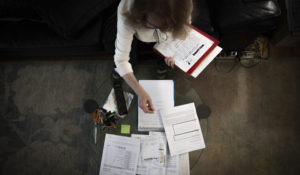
[
  {"left": 170, "top": 59, "right": 175, "bottom": 68},
  {"left": 146, "top": 100, "right": 155, "bottom": 112},
  {"left": 165, "top": 57, "right": 171, "bottom": 65},
  {"left": 141, "top": 101, "right": 154, "bottom": 113},
  {"left": 165, "top": 57, "right": 175, "bottom": 68},
  {"left": 139, "top": 97, "right": 155, "bottom": 113},
  {"left": 139, "top": 103, "right": 147, "bottom": 113}
]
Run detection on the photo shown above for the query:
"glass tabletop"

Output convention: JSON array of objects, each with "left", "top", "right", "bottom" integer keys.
[{"left": 94, "top": 63, "right": 208, "bottom": 171}]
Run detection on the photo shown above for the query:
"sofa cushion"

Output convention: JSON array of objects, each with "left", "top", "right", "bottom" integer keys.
[
  {"left": 0, "top": 17, "right": 106, "bottom": 57},
  {"left": 32, "top": 0, "right": 119, "bottom": 38},
  {"left": 192, "top": 0, "right": 216, "bottom": 37},
  {"left": 208, "top": 0, "right": 281, "bottom": 33},
  {"left": 0, "top": 0, "right": 40, "bottom": 21}
]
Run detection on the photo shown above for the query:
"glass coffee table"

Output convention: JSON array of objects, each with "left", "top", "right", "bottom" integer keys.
[{"left": 94, "top": 63, "right": 208, "bottom": 173}]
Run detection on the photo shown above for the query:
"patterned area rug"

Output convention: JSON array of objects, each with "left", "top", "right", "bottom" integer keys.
[{"left": 0, "top": 60, "right": 115, "bottom": 175}]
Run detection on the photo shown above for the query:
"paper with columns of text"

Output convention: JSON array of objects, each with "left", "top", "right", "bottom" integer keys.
[
  {"left": 154, "top": 26, "right": 222, "bottom": 78},
  {"left": 99, "top": 134, "right": 140, "bottom": 175}
]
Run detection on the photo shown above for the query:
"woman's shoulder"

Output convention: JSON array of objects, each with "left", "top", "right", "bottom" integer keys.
[{"left": 118, "top": 0, "right": 134, "bottom": 14}]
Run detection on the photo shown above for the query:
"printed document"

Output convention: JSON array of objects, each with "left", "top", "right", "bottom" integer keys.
[
  {"left": 99, "top": 134, "right": 140, "bottom": 175},
  {"left": 133, "top": 132, "right": 181, "bottom": 175},
  {"left": 149, "top": 132, "right": 179, "bottom": 175},
  {"left": 154, "top": 25, "right": 222, "bottom": 78},
  {"left": 131, "top": 134, "right": 151, "bottom": 175},
  {"left": 138, "top": 80, "right": 174, "bottom": 131},
  {"left": 155, "top": 28, "right": 214, "bottom": 72},
  {"left": 132, "top": 133, "right": 166, "bottom": 175},
  {"left": 160, "top": 103, "right": 205, "bottom": 156}
]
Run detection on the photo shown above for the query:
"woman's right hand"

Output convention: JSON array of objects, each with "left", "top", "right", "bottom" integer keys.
[
  {"left": 122, "top": 72, "right": 155, "bottom": 113},
  {"left": 138, "top": 90, "right": 155, "bottom": 113}
]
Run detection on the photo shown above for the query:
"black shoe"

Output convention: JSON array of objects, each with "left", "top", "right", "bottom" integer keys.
[
  {"left": 156, "top": 69, "right": 167, "bottom": 79},
  {"left": 196, "top": 104, "right": 211, "bottom": 119},
  {"left": 156, "top": 59, "right": 168, "bottom": 79}
]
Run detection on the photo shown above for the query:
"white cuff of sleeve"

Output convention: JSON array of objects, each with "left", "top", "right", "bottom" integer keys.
[{"left": 115, "top": 63, "right": 133, "bottom": 77}]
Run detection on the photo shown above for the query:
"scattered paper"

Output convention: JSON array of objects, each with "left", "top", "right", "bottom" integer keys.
[
  {"left": 132, "top": 133, "right": 169, "bottom": 175},
  {"left": 131, "top": 134, "right": 151, "bottom": 175},
  {"left": 160, "top": 103, "right": 205, "bottom": 156},
  {"left": 138, "top": 80, "right": 174, "bottom": 131},
  {"left": 142, "top": 136, "right": 161, "bottom": 160},
  {"left": 150, "top": 132, "right": 179, "bottom": 175},
  {"left": 99, "top": 134, "right": 140, "bottom": 175},
  {"left": 103, "top": 89, "right": 134, "bottom": 118}
]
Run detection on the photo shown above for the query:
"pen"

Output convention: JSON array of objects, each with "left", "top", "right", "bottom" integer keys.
[{"left": 94, "top": 124, "right": 97, "bottom": 144}]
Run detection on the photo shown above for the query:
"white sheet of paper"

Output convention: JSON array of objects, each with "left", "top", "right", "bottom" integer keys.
[
  {"left": 131, "top": 134, "right": 151, "bottom": 175},
  {"left": 149, "top": 132, "right": 168, "bottom": 166},
  {"left": 191, "top": 46, "right": 222, "bottom": 78},
  {"left": 154, "top": 27, "right": 215, "bottom": 72},
  {"left": 147, "top": 132, "right": 167, "bottom": 175},
  {"left": 99, "top": 134, "right": 140, "bottom": 175},
  {"left": 166, "top": 155, "right": 180, "bottom": 175},
  {"left": 142, "top": 136, "right": 160, "bottom": 160},
  {"left": 160, "top": 103, "right": 205, "bottom": 156},
  {"left": 132, "top": 132, "right": 186, "bottom": 175},
  {"left": 178, "top": 153, "right": 190, "bottom": 175},
  {"left": 150, "top": 132, "right": 180, "bottom": 175},
  {"left": 132, "top": 133, "right": 167, "bottom": 175},
  {"left": 138, "top": 80, "right": 174, "bottom": 131}
]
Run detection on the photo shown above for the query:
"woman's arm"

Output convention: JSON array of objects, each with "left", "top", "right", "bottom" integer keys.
[
  {"left": 123, "top": 72, "right": 155, "bottom": 113},
  {"left": 114, "top": 0, "right": 154, "bottom": 113}
]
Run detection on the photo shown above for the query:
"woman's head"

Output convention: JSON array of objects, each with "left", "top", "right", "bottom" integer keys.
[{"left": 123, "top": 0, "right": 193, "bottom": 39}]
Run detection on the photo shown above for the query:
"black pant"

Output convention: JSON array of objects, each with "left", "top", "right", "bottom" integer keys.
[{"left": 114, "top": 37, "right": 167, "bottom": 70}]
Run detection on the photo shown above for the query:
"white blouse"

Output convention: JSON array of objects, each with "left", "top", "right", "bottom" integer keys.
[{"left": 114, "top": 0, "right": 192, "bottom": 76}]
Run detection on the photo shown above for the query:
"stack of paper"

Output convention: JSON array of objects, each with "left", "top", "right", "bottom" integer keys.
[
  {"left": 132, "top": 133, "right": 167, "bottom": 175},
  {"left": 132, "top": 132, "right": 189, "bottom": 175},
  {"left": 138, "top": 80, "right": 174, "bottom": 131}
]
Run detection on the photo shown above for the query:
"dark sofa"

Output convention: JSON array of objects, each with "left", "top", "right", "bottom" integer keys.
[{"left": 0, "top": 0, "right": 281, "bottom": 58}]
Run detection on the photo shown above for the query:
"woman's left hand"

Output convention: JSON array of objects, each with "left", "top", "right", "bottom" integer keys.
[{"left": 165, "top": 57, "right": 175, "bottom": 68}]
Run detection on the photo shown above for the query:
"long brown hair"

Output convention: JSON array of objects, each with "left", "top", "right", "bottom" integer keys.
[{"left": 123, "top": 0, "right": 193, "bottom": 39}]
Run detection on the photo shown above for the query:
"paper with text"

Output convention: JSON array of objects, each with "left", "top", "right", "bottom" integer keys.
[
  {"left": 131, "top": 134, "right": 151, "bottom": 175},
  {"left": 149, "top": 132, "right": 179, "bottom": 175},
  {"left": 133, "top": 132, "right": 188, "bottom": 175},
  {"left": 99, "top": 134, "right": 140, "bottom": 175},
  {"left": 154, "top": 27, "right": 214, "bottom": 72},
  {"left": 142, "top": 136, "right": 160, "bottom": 160},
  {"left": 132, "top": 133, "right": 169, "bottom": 175},
  {"left": 160, "top": 103, "right": 205, "bottom": 156},
  {"left": 138, "top": 80, "right": 174, "bottom": 131}
]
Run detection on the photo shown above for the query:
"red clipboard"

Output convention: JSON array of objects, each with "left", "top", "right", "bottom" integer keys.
[{"left": 154, "top": 25, "right": 219, "bottom": 75}]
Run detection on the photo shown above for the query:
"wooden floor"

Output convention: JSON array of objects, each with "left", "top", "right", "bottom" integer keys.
[{"left": 270, "top": 43, "right": 300, "bottom": 58}]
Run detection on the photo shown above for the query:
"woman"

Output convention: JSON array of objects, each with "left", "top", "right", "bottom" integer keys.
[{"left": 114, "top": 0, "right": 193, "bottom": 113}]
